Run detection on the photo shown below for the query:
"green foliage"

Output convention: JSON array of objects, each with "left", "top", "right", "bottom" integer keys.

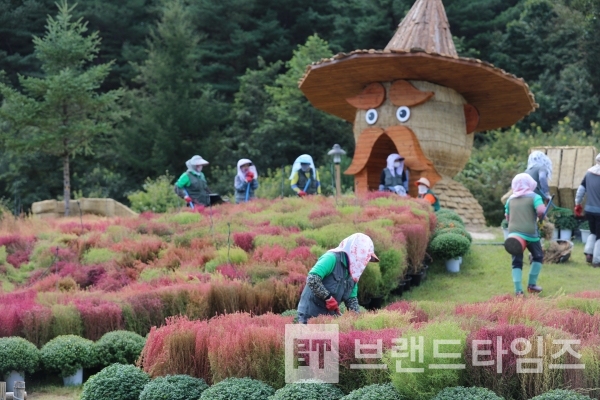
[
  {"left": 0, "top": 337, "right": 40, "bottom": 375},
  {"left": 435, "top": 209, "right": 464, "bottom": 225},
  {"left": 80, "top": 363, "right": 150, "bottom": 400},
  {"left": 139, "top": 374, "right": 209, "bottom": 400},
  {"left": 167, "top": 212, "right": 203, "bottom": 225},
  {"left": 199, "top": 377, "right": 275, "bottom": 400},
  {"left": 41, "top": 334, "right": 95, "bottom": 377},
  {"left": 432, "top": 386, "right": 504, "bottom": 400},
  {"left": 341, "top": 383, "right": 404, "bottom": 400},
  {"left": 82, "top": 248, "right": 118, "bottom": 264},
  {"left": 358, "top": 263, "right": 384, "bottom": 302},
  {"left": 429, "top": 233, "right": 471, "bottom": 260},
  {"left": 432, "top": 228, "right": 473, "bottom": 243},
  {"left": 580, "top": 220, "right": 590, "bottom": 230},
  {"left": 51, "top": 304, "right": 83, "bottom": 337},
  {"left": 269, "top": 381, "right": 344, "bottom": 400},
  {"left": 389, "top": 321, "right": 467, "bottom": 400},
  {"left": 377, "top": 249, "right": 405, "bottom": 293},
  {"left": 529, "top": 389, "right": 593, "bottom": 400},
  {"left": 436, "top": 217, "right": 465, "bottom": 230},
  {"left": 204, "top": 247, "right": 248, "bottom": 272},
  {"left": 94, "top": 330, "right": 146, "bottom": 367},
  {"left": 0, "top": 245, "right": 6, "bottom": 264},
  {"left": 0, "top": 0, "right": 127, "bottom": 215},
  {"left": 127, "top": 174, "right": 185, "bottom": 213}
]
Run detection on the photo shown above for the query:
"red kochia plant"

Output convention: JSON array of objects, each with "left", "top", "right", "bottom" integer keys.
[
  {"left": 540, "top": 309, "right": 600, "bottom": 343},
  {"left": 398, "top": 224, "right": 428, "bottom": 271},
  {"left": 253, "top": 245, "right": 287, "bottom": 264},
  {"left": 0, "top": 290, "right": 36, "bottom": 337},
  {"left": 75, "top": 299, "right": 123, "bottom": 340},
  {"left": 112, "top": 238, "right": 164, "bottom": 264},
  {"left": 385, "top": 300, "right": 428, "bottom": 323},
  {"left": 465, "top": 324, "right": 535, "bottom": 399},
  {"left": 233, "top": 232, "right": 255, "bottom": 252},
  {"left": 7, "top": 250, "right": 30, "bottom": 268},
  {"left": 0, "top": 235, "right": 35, "bottom": 267},
  {"left": 286, "top": 246, "right": 315, "bottom": 266},
  {"left": 338, "top": 328, "right": 401, "bottom": 367},
  {"left": 216, "top": 264, "right": 248, "bottom": 281},
  {"left": 21, "top": 305, "right": 53, "bottom": 347}
]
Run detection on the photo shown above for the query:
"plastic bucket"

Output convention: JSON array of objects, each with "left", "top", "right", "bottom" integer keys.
[
  {"left": 445, "top": 258, "right": 460, "bottom": 273},
  {"left": 581, "top": 229, "right": 591, "bottom": 244},
  {"left": 63, "top": 368, "right": 83, "bottom": 386},
  {"left": 4, "top": 371, "right": 24, "bottom": 392}
]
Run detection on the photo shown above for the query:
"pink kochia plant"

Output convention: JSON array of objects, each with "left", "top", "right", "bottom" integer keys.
[
  {"left": 75, "top": 299, "right": 123, "bottom": 340},
  {"left": 253, "top": 245, "right": 287, "bottom": 264},
  {"left": 338, "top": 329, "right": 401, "bottom": 367},
  {"left": 233, "top": 232, "right": 255, "bottom": 252},
  {"left": 385, "top": 300, "right": 428, "bottom": 323},
  {"left": 0, "top": 290, "right": 37, "bottom": 337}
]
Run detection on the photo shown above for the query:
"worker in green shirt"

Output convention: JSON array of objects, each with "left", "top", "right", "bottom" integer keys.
[
  {"left": 504, "top": 173, "right": 546, "bottom": 297},
  {"left": 297, "top": 233, "right": 379, "bottom": 324},
  {"left": 175, "top": 155, "right": 211, "bottom": 207}
]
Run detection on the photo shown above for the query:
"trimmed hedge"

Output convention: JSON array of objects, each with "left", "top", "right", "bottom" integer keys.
[
  {"left": 199, "top": 377, "right": 275, "bottom": 400},
  {"left": 94, "top": 330, "right": 146, "bottom": 367},
  {"left": 269, "top": 380, "right": 345, "bottom": 400},
  {"left": 529, "top": 389, "right": 593, "bottom": 400},
  {"left": 0, "top": 337, "right": 40, "bottom": 375},
  {"left": 80, "top": 364, "right": 150, "bottom": 400},
  {"left": 139, "top": 374, "right": 209, "bottom": 400},
  {"left": 40, "top": 334, "right": 95, "bottom": 377},
  {"left": 341, "top": 383, "right": 404, "bottom": 400},
  {"left": 432, "top": 386, "right": 504, "bottom": 400}
]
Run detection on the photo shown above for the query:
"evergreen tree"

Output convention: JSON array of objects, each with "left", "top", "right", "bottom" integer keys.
[
  {"left": 118, "top": 0, "right": 228, "bottom": 182},
  {"left": 0, "top": 1, "right": 126, "bottom": 215}
]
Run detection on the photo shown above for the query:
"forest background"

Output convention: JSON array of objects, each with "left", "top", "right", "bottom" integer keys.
[{"left": 0, "top": 0, "right": 599, "bottom": 225}]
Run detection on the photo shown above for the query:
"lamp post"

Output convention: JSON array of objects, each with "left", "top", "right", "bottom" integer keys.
[{"left": 328, "top": 144, "right": 346, "bottom": 198}]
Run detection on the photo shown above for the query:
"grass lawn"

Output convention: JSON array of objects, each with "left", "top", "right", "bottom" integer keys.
[
  {"left": 26, "top": 385, "right": 82, "bottom": 400},
  {"left": 401, "top": 227, "right": 596, "bottom": 304}
]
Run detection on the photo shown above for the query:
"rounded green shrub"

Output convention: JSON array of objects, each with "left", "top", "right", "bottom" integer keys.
[
  {"left": 94, "top": 330, "right": 146, "bottom": 367},
  {"left": 431, "top": 227, "right": 472, "bottom": 243},
  {"left": 80, "top": 363, "right": 150, "bottom": 400},
  {"left": 139, "top": 374, "right": 208, "bottom": 400},
  {"left": 530, "top": 389, "right": 593, "bottom": 400},
  {"left": 0, "top": 337, "right": 40, "bottom": 375},
  {"left": 41, "top": 335, "right": 95, "bottom": 377},
  {"left": 429, "top": 233, "right": 471, "bottom": 260},
  {"left": 432, "top": 386, "right": 504, "bottom": 400},
  {"left": 435, "top": 209, "right": 464, "bottom": 225},
  {"left": 341, "top": 383, "right": 404, "bottom": 400},
  {"left": 269, "top": 380, "right": 344, "bottom": 400},
  {"left": 435, "top": 217, "right": 465, "bottom": 230},
  {"left": 199, "top": 377, "right": 275, "bottom": 400}
]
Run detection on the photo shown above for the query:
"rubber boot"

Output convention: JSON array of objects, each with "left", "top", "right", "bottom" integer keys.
[
  {"left": 585, "top": 234, "right": 596, "bottom": 264},
  {"left": 512, "top": 268, "right": 523, "bottom": 295},
  {"left": 593, "top": 240, "right": 600, "bottom": 267},
  {"left": 528, "top": 262, "right": 542, "bottom": 293}
]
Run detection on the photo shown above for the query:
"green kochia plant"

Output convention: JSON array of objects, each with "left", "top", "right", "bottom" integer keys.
[
  {"left": 41, "top": 334, "right": 95, "bottom": 377},
  {"left": 0, "top": 1, "right": 127, "bottom": 216},
  {"left": 429, "top": 233, "right": 471, "bottom": 260},
  {"left": 0, "top": 337, "right": 40, "bottom": 376},
  {"left": 139, "top": 375, "right": 209, "bottom": 400}
]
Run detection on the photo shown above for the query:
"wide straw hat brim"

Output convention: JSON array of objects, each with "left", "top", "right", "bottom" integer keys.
[{"left": 299, "top": 50, "right": 537, "bottom": 132}]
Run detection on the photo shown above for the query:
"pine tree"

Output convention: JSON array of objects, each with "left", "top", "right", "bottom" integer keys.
[{"left": 0, "top": 1, "right": 127, "bottom": 215}]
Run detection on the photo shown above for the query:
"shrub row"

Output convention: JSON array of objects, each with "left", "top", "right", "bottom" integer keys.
[{"left": 0, "top": 330, "right": 145, "bottom": 378}]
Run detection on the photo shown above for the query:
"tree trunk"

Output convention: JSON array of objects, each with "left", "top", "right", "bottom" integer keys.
[{"left": 63, "top": 155, "right": 70, "bottom": 216}]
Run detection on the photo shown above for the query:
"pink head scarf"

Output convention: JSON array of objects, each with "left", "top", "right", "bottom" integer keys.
[
  {"left": 510, "top": 173, "right": 537, "bottom": 199},
  {"left": 329, "top": 233, "right": 378, "bottom": 282}
]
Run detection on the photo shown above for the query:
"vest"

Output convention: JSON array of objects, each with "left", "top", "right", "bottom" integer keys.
[
  {"left": 186, "top": 172, "right": 209, "bottom": 206},
  {"left": 583, "top": 172, "right": 600, "bottom": 214},
  {"left": 525, "top": 166, "right": 544, "bottom": 198},
  {"left": 508, "top": 194, "right": 538, "bottom": 238},
  {"left": 383, "top": 168, "right": 407, "bottom": 187},
  {"left": 421, "top": 189, "right": 441, "bottom": 211},
  {"left": 297, "top": 253, "right": 356, "bottom": 319},
  {"left": 297, "top": 169, "right": 319, "bottom": 195}
]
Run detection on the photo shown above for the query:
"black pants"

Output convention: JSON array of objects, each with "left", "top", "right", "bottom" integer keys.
[
  {"left": 586, "top": 212, "right": 600, "bottom": 237},
  {"left": 512, "top": 240, "right": 543, "bottom": 269}
]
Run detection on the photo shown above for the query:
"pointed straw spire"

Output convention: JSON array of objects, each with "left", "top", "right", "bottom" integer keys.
[{"left": 385, "top": 0, "right": 457, "bottom": 57}]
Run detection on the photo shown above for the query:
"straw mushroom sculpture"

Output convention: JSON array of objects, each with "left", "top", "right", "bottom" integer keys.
[{"left": 299, "top": 0, "right": 538, "bottom": 226}]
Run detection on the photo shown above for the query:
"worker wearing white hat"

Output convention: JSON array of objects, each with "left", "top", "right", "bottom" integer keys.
[
  {"left": 415, "top": 177, "right": 440, "bottom": 211},
  {"left": 175, "top": 155, "right": 211, "bottom": 206}
]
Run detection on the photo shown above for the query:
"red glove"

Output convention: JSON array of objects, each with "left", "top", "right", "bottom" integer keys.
[
  {"left": 574, "top": 204, "right": 583, "bottom": 217},
  {"left": 184, "top": 196, "right": 192, "bottom": 203},
  {"left": 325, "top": 296, "right": 340, "bottom": 314},
  {"left": 298, "top": 191, "right": 307, "bottom": 197},
  {"left": 245, "top": 171, "right": 254, "bottom": 182}
]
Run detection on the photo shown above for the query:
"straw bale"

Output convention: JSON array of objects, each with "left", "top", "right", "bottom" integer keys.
[
  {"left": 31, "top": 198, "right": 137, "bottom": 218},
  {"left": 433, "top": 176, "right": 485, "bottom": 228}
]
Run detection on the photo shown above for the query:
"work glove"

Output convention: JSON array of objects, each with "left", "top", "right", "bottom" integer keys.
[
  {"left": 298, "top": 190, "right": 307, "bottom": 197},
  {"left": 574, "top": 204, "right": 583, "bottom": 217},
  {"left": 245, "top": 171, "right": 254, "bottom": 182},
  {"left": 325, "top": 295, "right": 340, "bottom": 314},
  {"left": 184, "top": 196, "right": 192, "bottom": 203}
]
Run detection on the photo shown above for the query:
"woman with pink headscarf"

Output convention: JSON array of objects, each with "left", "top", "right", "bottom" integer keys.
[
  {"left": 504, "top": 173, "right": 546, "bottom": 296},
  {"left": 297, "top": 233, "right": 379, "bottom": 324}
]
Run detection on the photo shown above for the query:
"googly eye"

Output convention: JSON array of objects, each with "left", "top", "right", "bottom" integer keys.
[
  {"left": 396, "top": 106, "right": 410, "bottom": 122},
  {"left": 365, "top": 109, "right": 378, "bottom": 125}
]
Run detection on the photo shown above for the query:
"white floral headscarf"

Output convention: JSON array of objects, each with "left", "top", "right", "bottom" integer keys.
[
  {"left": 289, "top": 154, "right": 316, "bottom": 180},
  {"left": 386, "top": 153, "right": 405, "bottom": 177},
  {"left": 236, "top": 158, "right": 258, "bottom": 183},
  {"left": 329, "top": 233, "right": 378, "bottom": 282},
  {"left": 527, "top": 151, "right": 553, "bottom": 182}
]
